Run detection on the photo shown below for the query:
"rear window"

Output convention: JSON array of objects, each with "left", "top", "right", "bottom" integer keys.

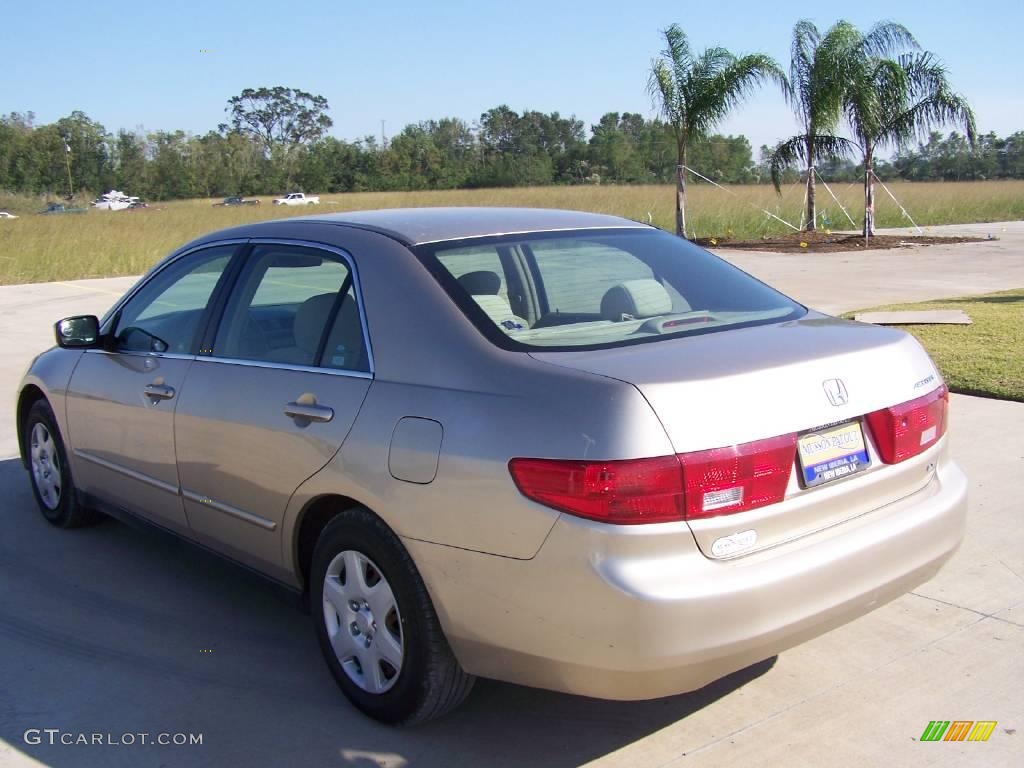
[{"left": 417, "top": 228, "right": 805, "bottom": 351}]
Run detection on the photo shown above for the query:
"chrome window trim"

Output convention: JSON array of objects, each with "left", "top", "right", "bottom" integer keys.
[
  {"left": 195, "top": 355, "right": 373, "bottom": 380},
  {"left": 85, "top": 349, "right": 196, "bottom": 362},
  {"left": 212, "top": 238, "right": 376, "bottom": 376}
]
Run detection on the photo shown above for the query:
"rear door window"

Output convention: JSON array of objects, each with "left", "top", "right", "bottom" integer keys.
[{"left": 212, "top": 245, "right": 369, "bottom": 371}]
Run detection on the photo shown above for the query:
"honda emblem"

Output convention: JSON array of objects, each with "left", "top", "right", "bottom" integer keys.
[{"left": 822, "top": 378, "right": 849, "bottom": 406}]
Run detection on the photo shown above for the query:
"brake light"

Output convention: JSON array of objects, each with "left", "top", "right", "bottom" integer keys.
[
  {"left": 678, "top": 434, "right": 797, "bottom": 519},
  {"left": 509, "top": 433, "right": 798, "bottom": 525},
  {"left": 866, "top": 384, "right": 948, "bottom": 464}
]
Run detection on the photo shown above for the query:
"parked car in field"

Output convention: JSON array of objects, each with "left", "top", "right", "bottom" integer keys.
[
  {"left": 0, "top": 211, "right": 18, "bottom": 219},
  {"left": 91, "top": 190, "right": 139, "bottom": 211},
  {"left": 213, "top": 196, "right": 260, "bottom": 207},
  {"left": 18, "top": 208, "right": 967, "bottom": 725},
  {"left": 37, "top": 202, "right": 88, "bottom": 215},
  {"left": 273, "top": 192, "right": 319, "bottom": 206}
]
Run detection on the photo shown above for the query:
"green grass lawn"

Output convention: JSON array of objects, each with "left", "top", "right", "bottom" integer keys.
[{"left": 844, "top": 288, "right": 1024, "bottom": 402}]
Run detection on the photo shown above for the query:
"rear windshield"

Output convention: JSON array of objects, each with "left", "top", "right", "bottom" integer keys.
[{"left": 416, "top": 228, "right": 805, "bottom": 351}]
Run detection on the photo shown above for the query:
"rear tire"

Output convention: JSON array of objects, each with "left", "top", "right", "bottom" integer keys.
[
  {"left": 24, "top": 400, "right": 98, "bottom": 528},
  {"left": 311, "top": 507, "right": 474, "bottom": 724}
]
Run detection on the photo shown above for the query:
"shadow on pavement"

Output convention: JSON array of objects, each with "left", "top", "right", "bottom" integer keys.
[{"left": 0, "top": 458, "right": 774, "bottom": 767}]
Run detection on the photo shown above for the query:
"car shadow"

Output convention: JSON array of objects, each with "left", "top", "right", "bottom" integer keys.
[{"left": 0, "top": 457, "right": 774, "bottom": 768}]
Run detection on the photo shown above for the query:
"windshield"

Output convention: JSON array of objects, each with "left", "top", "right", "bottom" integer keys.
[{"left": 417, "top": 228, "right": 805, "bottom": 351}]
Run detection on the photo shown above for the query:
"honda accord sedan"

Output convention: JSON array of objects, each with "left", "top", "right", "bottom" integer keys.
[{"left": 17, "top": 208, "right": 967, "bottom": 724}]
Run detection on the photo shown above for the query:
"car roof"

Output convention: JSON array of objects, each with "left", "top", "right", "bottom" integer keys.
[{"left": 213, "top": 207, "right": 652, "bottom": 247}]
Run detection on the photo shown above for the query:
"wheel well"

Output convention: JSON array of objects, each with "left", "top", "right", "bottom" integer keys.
[
  {"left": 295, "top": 494, "right": 364, "bottom": 590},
  {"left": 16, "top": 385, "right": 46, "bottom": 469}
]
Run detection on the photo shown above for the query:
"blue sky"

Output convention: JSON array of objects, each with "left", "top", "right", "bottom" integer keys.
[{"left": 4, "top": 0, "right": 1020, "bottom": 155}]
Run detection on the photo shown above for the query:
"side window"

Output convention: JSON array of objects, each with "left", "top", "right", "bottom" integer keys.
[
  {"left": 114, "top": 247, "right": 234, "bottom": 354},
  {"left": 213, "top": 245, "right": 367, "bottom": 371}
]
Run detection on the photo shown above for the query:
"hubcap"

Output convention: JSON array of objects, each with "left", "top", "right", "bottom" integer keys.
[
  {"left": 30, "top": 422, "right": 61, "bottom": 511},
  {"left": 322, "top": 550, "right": 404, "bottom": 694}
]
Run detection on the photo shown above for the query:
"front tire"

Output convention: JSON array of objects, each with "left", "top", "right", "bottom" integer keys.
[
  {"left": 24, "top": 400, "right": 97, "bottom": 528},
  {"left": 312, "top": 508, "right": 474, "bottom": 724}
]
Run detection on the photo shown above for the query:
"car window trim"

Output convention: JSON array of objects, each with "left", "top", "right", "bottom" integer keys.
[
  {"left": 199, "top": 238, "right": 375, "bottom": 376},
  {"left": 194, "top": 356, "right": 373, "bottom": 380}
]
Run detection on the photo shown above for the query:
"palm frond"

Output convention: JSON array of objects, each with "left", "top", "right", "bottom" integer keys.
[
  {"left": 768, "top": 135, "right": 806, "bottom": 192},
  {"left": 862, "top": 20, "right": 918, "bottom": 58},
  {"left": 768, "top": 134, "right": 855, "bottom": 192}
]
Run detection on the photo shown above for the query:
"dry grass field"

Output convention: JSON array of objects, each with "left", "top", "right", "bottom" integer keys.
[{"left": 1, "top": 180, "right": 1022, "bottom": 284}]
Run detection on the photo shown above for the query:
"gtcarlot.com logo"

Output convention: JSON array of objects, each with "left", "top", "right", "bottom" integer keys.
[
  {"left": 24, "top": 729, "right": 203, "bottom": 747},
  {"left": 920, "top": 720, "right": 997, "bottom": 742}
]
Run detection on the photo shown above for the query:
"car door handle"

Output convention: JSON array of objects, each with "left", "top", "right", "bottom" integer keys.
[
  {"left": 283, "top": 402, "right": 334, "bottom": 423},
  {"left": 144, "top": 384, "right": 176, "bottom": 400}
]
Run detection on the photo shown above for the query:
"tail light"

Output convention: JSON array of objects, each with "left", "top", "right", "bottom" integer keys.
[
  {"left": 678, "top": 434, "right": 797, "bottom": 519},
  {"left": 508, "top": 455, "right": 685, "bottom": 524},
  {"left": 866, "top": 384, "right": 948, "bottom": 464},
  {"left": 509, "top": 434, "right": 797, "bottom": 525}
]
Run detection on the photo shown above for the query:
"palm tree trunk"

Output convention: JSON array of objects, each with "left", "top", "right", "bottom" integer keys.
[
  {"left": 863, "top": 147, "right": 875, "bottom": 238},
  {"left": 675, "top": 145, "right": 687, "bottom": 238},
  {"left": 805, "top": 138, "right": 816, "bottom": 232}
]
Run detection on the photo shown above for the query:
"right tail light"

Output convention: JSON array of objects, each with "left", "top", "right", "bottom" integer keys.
[{"left": 866, "top": 384, "right": 948, "bottom": 464}]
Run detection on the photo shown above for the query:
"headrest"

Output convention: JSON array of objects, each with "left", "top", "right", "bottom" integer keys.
[
  {"left": 294, "top": 293, "right": 338, "bottom": 353},
  {"left": 458, "top": 270, "right": 501, "bottom": 295},
  {"left": 600, "top": 279, "right": 672, "bottom": 321}
]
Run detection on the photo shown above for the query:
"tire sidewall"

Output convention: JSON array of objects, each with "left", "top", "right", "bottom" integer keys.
[
  {"left": 311, "top": 512, "right": 432, "bottom": 724},
  {"left": 25, "top": 400, "right": 75, "bottom": 526}
]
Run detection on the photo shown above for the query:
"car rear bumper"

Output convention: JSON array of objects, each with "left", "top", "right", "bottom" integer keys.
[{"left": 406, "top": 448, "right": 967, "bottom": 700}]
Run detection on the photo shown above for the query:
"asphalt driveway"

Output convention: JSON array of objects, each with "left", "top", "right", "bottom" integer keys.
[{"left": 1, "top": 221, "right": 1021, "bottom": 767}]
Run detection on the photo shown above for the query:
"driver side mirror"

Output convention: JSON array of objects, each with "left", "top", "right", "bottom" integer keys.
[{"left": 55, "top": 315, "right": 101, "bottom": 348}]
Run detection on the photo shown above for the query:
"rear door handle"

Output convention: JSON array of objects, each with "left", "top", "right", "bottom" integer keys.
[
  {"left": 284, "top": 402, "right": 334, "bottom": 423},
  {"left": 144, "top": 384, "right": 175, "bottom": 400}
]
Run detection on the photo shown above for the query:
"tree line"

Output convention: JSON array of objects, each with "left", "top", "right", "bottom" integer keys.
[
  {"left": 0, "top": 107, "right": 759, "bottom": 201},
  {"left": 760, "top": 131, "right": 1024, "bottom": 184},
  {"left": 2, "top": 108, "right": 1011, "bottom": 204}
]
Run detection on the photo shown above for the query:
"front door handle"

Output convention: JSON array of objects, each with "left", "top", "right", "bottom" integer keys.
[
  {"left": 144, "top": 383, "right": 175, "bottom": 400},
  {"left": 284, "top": 401, "right": 334, "bottom": 423}
]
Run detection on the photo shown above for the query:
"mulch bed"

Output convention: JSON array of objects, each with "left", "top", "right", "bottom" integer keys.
[{"left": 694, "top": 230, "right": 987, "bottom": 253}]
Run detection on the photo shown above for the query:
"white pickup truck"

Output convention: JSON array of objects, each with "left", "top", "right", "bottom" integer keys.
[{"left": 272, "top": 192, "right": 320, "bottom": 206}]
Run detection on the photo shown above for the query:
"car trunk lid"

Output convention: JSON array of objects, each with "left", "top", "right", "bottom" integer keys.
[{"left": 530, "top": 314, "right": 945, "bottom": 558}]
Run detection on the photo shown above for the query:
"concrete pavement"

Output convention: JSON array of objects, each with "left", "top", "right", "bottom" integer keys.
[
  {"left": 717, "top": 221, "right": 1024, "bottom": 316},
  {"left": 0, "top": 220, "right": 1021, "bottom": 766}
]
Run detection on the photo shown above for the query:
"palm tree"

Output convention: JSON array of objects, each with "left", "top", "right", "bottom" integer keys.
[
  {"left": 844, "top": 50, "right": 975, "bottom": 236},
  {"left": 649, "top": 24, "right": 784, "bottom": 237},
  {"left": 769, "top": 20, "right": 915, "bottom": 231}
]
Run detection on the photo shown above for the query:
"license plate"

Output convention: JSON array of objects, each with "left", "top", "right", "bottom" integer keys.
[{"left": 797, "top": 420, "right": 871, "bottom": 487}]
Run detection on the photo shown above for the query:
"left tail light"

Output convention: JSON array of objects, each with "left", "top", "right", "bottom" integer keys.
[
  {"left": 865, "top": 384, "right": 948, "bottom": 464},
  {"left": 507, "top": 455, "right": 685, "bottom": 524},
  {"left": 508, "top": 433, "right": 798, "bottom": 525}
]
